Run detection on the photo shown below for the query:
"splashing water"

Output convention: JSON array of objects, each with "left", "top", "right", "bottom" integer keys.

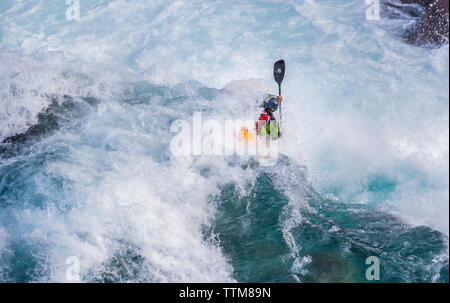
[{"left": 0, "top": 0, "right": 448, "bottom": 282}]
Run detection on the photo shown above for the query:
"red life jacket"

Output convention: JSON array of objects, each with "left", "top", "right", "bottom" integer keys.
[{"left": 255, "top": 110, "right": 274, "bottom": 133}]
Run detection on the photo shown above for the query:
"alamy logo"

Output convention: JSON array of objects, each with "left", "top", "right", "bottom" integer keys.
[
  {"left": 170, "top": 112, "right": 279, "bottom": 166},
  {"left": 365, "top": 0, "right": 380, "bottom": 21},
  {"left": 365, "top": 256, "right": 380, "bottom": 280},
  {"left": 65, "top": 0, "right": 80, "bottom": 21},
  {"left": 65, "top": 256, "right": 80, "bottom": 282}
]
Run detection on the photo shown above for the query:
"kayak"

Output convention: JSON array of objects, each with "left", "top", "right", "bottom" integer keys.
[{"left": 238, "top": 127, "right": 279, "bottom": 166}]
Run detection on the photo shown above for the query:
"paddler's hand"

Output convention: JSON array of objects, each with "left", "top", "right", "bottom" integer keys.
[{"left": 277, "top": 96, "right": 283, "bottom": 102}]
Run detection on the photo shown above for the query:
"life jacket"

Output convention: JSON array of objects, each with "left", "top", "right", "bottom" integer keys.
[{"left": 256, "top": 109, "right": 281, "bottom": 140}]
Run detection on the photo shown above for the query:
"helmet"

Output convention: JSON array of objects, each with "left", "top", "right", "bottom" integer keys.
[{"left": 264, "top": 95, "right": 279, "bottom": 112}]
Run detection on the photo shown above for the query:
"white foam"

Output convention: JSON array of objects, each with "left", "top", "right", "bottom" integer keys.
[
  {"left": 0, "top": 0, "right": 448, "bottom": 283},
  {"left": 14, "top": 96, "right": 246, "bottom": 282},
  {"left": 0, "top": 48, "right": 126, "bottom": 141},
  {"left": 280, "top": 0, "right": 449, "bottom": 235},
  {"left": 0, "top": 226, "right": 9, "bottom": 281},
  {"left": 0, "top": 226, "right": 8, "bottom": 254}
]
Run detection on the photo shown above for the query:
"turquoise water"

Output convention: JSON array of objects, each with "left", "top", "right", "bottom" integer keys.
[
  {"left": 0, "top": 0, "right": 448, "bottom": 282},
  {"left": 212, "top": 170, "right": 448, "bottom": 282}
]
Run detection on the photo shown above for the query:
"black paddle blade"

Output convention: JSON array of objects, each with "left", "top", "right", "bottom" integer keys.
[{"left": 274, "top": 59, "right": 285, "bottom": 85}]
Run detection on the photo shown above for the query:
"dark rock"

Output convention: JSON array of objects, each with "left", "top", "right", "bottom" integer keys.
[{"left": 401, "top": 0, "right": 449, "bottom": 47}]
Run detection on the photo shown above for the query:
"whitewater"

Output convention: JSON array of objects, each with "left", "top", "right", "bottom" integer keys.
[{"left": 0, "top": 0, "right": 448, "bottom": 282}]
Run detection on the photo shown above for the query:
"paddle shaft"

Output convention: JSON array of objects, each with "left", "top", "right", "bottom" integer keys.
[
  {"left": 278, "top": 85, "right": 282, "bottom": 122},
  {"left": 274, "top": 59, "right": 285, "bottom": 123}
]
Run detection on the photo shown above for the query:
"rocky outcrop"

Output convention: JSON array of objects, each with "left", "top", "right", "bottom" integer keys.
[{"left": 401, "top": 0, "right": 449, "bottom": 47}]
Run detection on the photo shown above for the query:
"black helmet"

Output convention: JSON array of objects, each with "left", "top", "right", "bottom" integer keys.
[{"left": 264, "top": 95, "right": 279, "bottom": 112}]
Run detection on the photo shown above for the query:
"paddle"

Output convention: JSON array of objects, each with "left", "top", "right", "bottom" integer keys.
[{"left": 273, "top": 59, "right": 285, "bottom": 122}]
